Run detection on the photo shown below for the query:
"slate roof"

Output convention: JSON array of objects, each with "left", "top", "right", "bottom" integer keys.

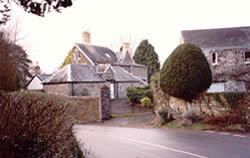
[
  {"left": 181, "top": 26, "right": 250, "bottom": 49},
  {"left": 111, "top": 65, "right": 144, "bottom": 83},
  {"left": 75, "top": 43, "right": 117, "bottom": 64},
  {"left": 38, "top": 74, "right": 51, "bottom": 81},
  {"left": 43, "top": 64, "right": 105, "bottom": 84}
]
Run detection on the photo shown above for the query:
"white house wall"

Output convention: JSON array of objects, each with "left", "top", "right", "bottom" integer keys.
[
  {"left": 27, "top": 77, "right": 43, "bottom": 90},
  {"left": 207, "top": 82, "right": 225, "bottom": 93}
]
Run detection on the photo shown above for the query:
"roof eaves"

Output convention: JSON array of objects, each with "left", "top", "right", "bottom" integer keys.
[
  {"left": 75, "top": 43, "right": 95, "bottom": 65},
  {"left": 119, "top": 67, "right": 147, "bottom": 85}
]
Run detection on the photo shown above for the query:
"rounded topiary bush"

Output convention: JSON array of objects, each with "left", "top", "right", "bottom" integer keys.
[{"left": 160, "top": 43, "right": 212, "bottom": 102}]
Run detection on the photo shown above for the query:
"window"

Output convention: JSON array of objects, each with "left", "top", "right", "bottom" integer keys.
[
  {"left": 245, "top": 52, "right": 250, "bottom": 64},
  {"left": 212, "top": 52, "right": 218, "bottom": 65}
]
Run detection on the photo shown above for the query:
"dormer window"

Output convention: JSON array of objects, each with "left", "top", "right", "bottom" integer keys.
[
  {"left": 245, "top": 51, "right": 250, "bottom": 64},
  {"left": 212, "top": 52, "right": 218, "bottom": 65}
]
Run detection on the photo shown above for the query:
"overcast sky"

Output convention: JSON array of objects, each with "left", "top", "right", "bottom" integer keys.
[{"left": 5, "top": 0, "right": 250, "bottom": 73}]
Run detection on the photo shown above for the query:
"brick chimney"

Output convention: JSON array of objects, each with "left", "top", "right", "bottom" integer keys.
[
  {"left": 82, "top": 31, "right": 91, "bottom": 45},
  {"left": 34, "top": 62, "right": 40, "bottom": 76},
  {"left": 122, "top": 42, "right": 130, "bottom": 55}
]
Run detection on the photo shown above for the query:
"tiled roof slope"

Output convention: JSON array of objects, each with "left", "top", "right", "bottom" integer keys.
[
  {"left": 43, "top": 64, "right": 105, "bottom": 84},
  {"left": 111, "top": 65, "right": 142, "bottom": 82},
  {"left": 181, "top": 26, "right": 250, "bottom": 49},
  {"left": 75, "top": 43, "right": 117, "bottom": 64}
]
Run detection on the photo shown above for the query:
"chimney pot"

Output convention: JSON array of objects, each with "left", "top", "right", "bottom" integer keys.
[
  {"left": 122, "top": 42, "right": 130, "bottom": 55},
  {"left": 82, "top": 31, "right": 91, "bottom": 45}
]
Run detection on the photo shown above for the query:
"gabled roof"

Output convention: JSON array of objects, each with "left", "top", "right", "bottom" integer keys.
[
  {"left": 43, "top": 64, "right": 105, "bottom": 84},
  {"left": 75, "top": 43, "right": 117, "bottom": 64},
  {"left": 26, "top": 74, "right": 51, "bottom": 88},
  {"left": 181, "top": 26, "right": 250, "bottom": 49},
  {"left": 118, "top": 51, "right": 135, "bottom": 65}
]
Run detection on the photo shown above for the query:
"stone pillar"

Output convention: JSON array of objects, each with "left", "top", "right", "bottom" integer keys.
[
  {"left": 99, "top": 85, "right": 111, "bottom": 120},
  {"left": 247, "top": 106, "right": 250, "bottom": 128}
]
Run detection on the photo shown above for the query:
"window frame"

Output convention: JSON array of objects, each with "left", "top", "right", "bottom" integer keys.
[
  {"left": 244, "top": 51, "right": 250, "bottom": 64},
  {"left": 212, "top": 52, "right": 218, "bottom": 65}
]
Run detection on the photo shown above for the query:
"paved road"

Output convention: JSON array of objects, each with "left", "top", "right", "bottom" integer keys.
[{"left": 75, "top": 125, "right": 250, "bottom": 158}]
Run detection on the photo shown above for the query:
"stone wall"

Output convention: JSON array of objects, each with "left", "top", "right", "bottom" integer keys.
[
  {"left": 43, "top": 83, "right": 70, "bottom": 96},
  {"left": 151, "top": 75, "right": 250, "bottom": 118},
  {"left": 67, "top": 96, "right": 100, "bottom": 123},
  {"left": 247, "top": 106, "right": 250, "bottom": 127},
  {"left": 44, "top": 82, "right": 109, "bottom": 97},
  {"left": 203, "top": 48, "right": 250, "bottom": 91},
  {"left": 59, "top": 86, "right": 112, "bottom": 123},
  {"left": 72, "top": 82, "right": 108, "bottom": 96},
  {"left": 72, "top": 48, "right": 93, "bottom": 65}
]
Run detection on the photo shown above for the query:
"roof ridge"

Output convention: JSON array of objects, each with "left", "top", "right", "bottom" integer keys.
[
  {"left": 181, "top": 26, "right": 250, "bottom": 32},
  {"left": 75, "top": 42, "right": 111, "bottom": 50}
]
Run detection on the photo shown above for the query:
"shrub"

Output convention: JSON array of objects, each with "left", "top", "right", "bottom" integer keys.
[
  {"left": 223, "top": 92, "right": 245, "bottom": 110},
  {"left": 126, "top": 85, "right": 152, "bottom": 104},
  {"left": 140, "top": 97, "right": 152, "bottom": 108},
  {"left": 202, "top": 109, "right": 247, "bottom": 127},
  {"left": 0, "top": 91, "right": 84, "bottom": 158},
  {"left": 81, "top": 88, "right": 89, "bottom": 96},
  {"left": 157, "top": 107, "right": 169, "bottom": 124},
  {"left": 160, "top": 43, "right": 212, "bottom": 102}
]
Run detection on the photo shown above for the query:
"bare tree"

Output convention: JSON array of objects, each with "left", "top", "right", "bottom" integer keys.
[
  {"left": 0, "top": 0, "right": 74, "bottom": 25},
  {"left": 0, "top": 20, "right": 31, "bottom": 91}
]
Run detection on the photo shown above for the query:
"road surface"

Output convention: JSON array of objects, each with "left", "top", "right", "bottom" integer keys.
[{"left": 75, "top": 125, "right": 250, "bottom": 158}]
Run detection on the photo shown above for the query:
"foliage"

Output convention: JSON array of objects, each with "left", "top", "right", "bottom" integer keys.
[
  {"left": 80, "top": 88, "right": 89, "bottom": 96},
  {"left": 126, "top": 85, "right": 152, "bottom": 104},
  {"left": 140, "top": 97, "right": 152, "bottom": 108},
  {"left": 0, "top": 32, "right": 32, "bottom": 91},
  {"left": 202, "top": 109, "right": 247, "bottom": 127},
  {"left": 0, "top": 0, "right": 73, "bottom": 24},
  {"left": 223, "top": 92, "right": 245, "bottom": 110},
  {"left": 60, "top": 49, "right": 74, "bottom": 69},
  {"left": 157, "top": 107, "right": 169, "bottom": 124},
  {"left": 133, "top": 40, "right": 160, "bottom": 81},
  {"left": 160, "top": 43, "right": 212, "bottom": 102},
  {"left": 0, "top": 92, "right": 84, "bottom": 158},
  {"left": 210, "top": 92, "right": 246, "bottom": 110}
]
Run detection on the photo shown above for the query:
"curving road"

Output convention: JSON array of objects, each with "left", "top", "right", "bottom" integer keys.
[{"left": 75, "top": 125, "right": 250, "bottom": 158}]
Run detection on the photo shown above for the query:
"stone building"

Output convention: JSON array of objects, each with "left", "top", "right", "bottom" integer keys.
[
  {"left": 180, "top": 26, "right": 250, "bottom": 92},
  {"left": 43, "top": 32, "right": 147, "bottom": 98}
]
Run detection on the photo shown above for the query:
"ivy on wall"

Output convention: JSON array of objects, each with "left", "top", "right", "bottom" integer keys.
[{"left": 60, "top": 49, "right": 74, "bottom": 69}]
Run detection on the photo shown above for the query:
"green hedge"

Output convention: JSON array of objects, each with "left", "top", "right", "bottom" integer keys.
[
  {"left": 0, "top": 91, "right": 84, "bottom": 158},
  {"left": 126, "top": 85, "right": 152, "bottom": 104}
]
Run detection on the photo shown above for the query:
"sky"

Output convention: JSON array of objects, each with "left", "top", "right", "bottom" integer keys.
[{"left": 4, "top": 0, "right": 250, "bottom": 73}]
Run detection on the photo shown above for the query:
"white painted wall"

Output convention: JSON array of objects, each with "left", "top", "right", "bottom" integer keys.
[
  {"left": 207, "top": 82, "right": 225, "bottom": 93},
  {"left": 110, "top": 83, "right": 114, "bottom": 99},
  {"left": 27, "top": 77, "right": 43, "bottom": 90}
]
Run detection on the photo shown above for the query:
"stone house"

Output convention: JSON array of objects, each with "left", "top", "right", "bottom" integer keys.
[
  {"left": 180, "top": 26, "right": 250, "bottom": 92},
  {"left": 43, "top": 32, "right": 147, "bottom": 98}
]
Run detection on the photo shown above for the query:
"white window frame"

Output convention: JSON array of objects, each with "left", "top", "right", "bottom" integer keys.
[
  {"left": 244, "top": 51, "right": 250, "bottom": 64},
  {"left": 212, "top": 52, "right": 218, "bottom": 65}
]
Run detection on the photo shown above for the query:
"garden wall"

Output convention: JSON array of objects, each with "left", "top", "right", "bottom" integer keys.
[
  {"left": 67, "top": 96, "right": 100, "bottom": 123},
  {"left": 151, "top": 75, "right": 250, "bottom": 119}
]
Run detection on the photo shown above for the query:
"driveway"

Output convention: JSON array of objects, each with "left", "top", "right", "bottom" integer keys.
[
  {"left": 75, "top": 125, "right": 250, "bottom": 158},
  {"left": 104, "top": 98, "right": 155, "bottom": 127}
]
